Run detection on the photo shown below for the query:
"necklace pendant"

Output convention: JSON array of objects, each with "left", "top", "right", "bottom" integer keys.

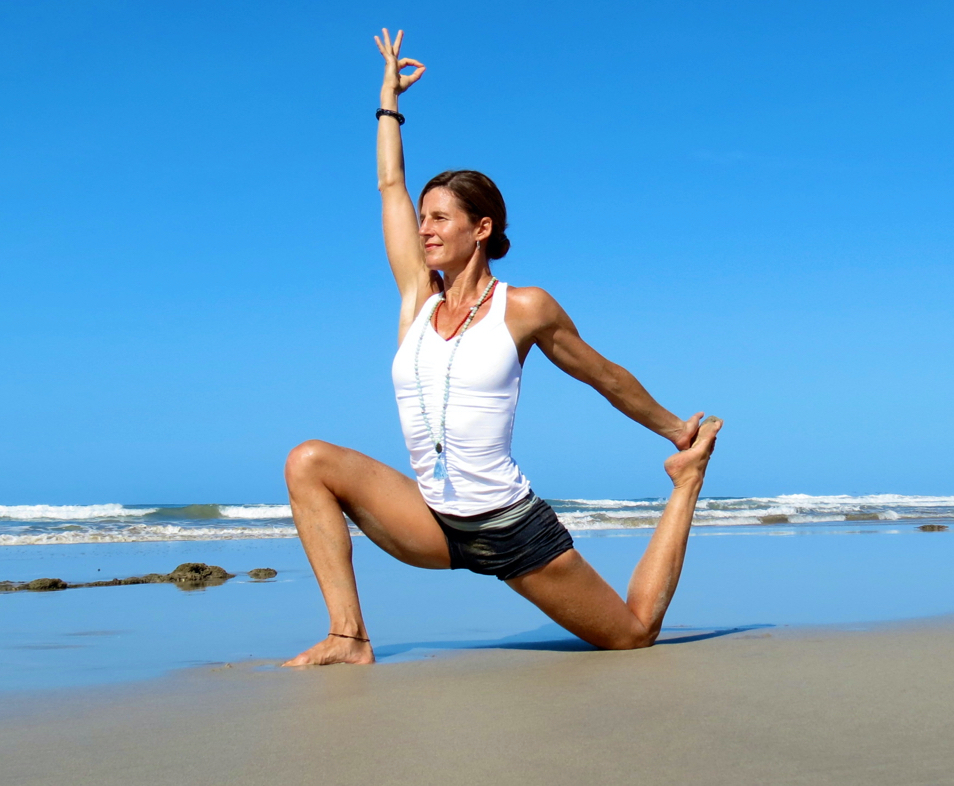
[{"left": 433, "top": 452, "right": 448, "bottom": 481}]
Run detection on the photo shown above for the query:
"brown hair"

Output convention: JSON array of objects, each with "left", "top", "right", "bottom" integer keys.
[{"left": 419, "top": 170, "right": 510, "bottom": 260}]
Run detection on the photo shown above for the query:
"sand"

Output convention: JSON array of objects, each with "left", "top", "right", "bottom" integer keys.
[
  {"left": 5, "top": 530, "right": 954, "bottom": 783},
  {"left": 4, "top": 617, "right": 954, "bottom": 786}
]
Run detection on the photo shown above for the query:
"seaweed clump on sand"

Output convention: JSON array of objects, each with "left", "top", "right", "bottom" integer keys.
[
  {"left": 1, "top": 577, "right": 69, "bottom": 592},
  {"left": 248, "top": 568, "right": 278, "bottom": 580},
  {"left": 25, "top": 578, "right": 69, "bottom": 591},
  {"left": 0, "top": 563, "right": 239, "bottom": 592},
  {"left": 917, "top": 524, "right": 949, "bottom": 533},
  {"left": 166, "top": 563, "right": 235, "bottom": 588},
  {"left": 80, "top": 574, "right": 169, "bottom": 588}
]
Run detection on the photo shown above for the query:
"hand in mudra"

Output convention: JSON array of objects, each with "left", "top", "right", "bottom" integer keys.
[{"left": 374, "top": 28, "right": 425, "bottom": 96}]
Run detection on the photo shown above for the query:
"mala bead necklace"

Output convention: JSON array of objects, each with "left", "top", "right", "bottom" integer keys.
[{"left": 414, "top": 276, "right": 499, "bottom": 481}]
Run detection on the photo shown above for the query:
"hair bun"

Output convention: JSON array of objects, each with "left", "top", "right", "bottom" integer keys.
[{"left": 488, "top": 232, "right": 510, "bottom": 260}]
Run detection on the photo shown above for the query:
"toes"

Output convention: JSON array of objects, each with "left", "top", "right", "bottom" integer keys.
[
  {"left": 694, "top": 417, "right": 723, "bottom": 444},
  {"left": 691, "top": 418, "right": 722, "bottom": 459}
]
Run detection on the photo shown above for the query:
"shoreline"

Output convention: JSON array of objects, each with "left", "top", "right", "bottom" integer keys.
[
  {"left": 2, "top": 610, "right": 950, "bottom": 704},
  {"left": 3, "top": 527, "right": 954, "bottom": 694},
  {"left": 2, "top": 608, "right": 949, "bottom": 703},
  {"left": 5, "top": 615, "right": 954, "bottom": 785}
]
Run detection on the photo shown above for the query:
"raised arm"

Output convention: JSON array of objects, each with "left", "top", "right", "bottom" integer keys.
[
  {"left": 374, "top": 29, "right": 435, "bottom": 326},
  {"left": 509, "top": 287, "right": 703, "bottom": 450}
]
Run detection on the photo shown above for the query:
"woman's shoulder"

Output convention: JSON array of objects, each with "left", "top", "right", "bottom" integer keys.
[
  {"left": 506, "top": 284, "right": 561, "bottom": 319},
  {"left": 504, "top": 284, "right": 565, "bottom": 340}
]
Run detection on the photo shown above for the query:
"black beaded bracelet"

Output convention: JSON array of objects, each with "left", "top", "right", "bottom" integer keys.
[{"left": 376, "top": 108, "right": 405, "bottom": 125}]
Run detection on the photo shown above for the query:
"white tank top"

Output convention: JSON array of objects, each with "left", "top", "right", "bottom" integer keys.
[{"left": 392, "top": 282, "right": 531, "bottom": 516}]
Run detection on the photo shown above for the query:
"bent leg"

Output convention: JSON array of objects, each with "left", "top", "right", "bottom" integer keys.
[
  {"left": 507, "top": 417, "right": 722, "bottom": 650},
  {"left": 282, "top": 440, "right": 450, "bottom": 666}
]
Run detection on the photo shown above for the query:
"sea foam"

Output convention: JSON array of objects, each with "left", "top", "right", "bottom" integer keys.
[
  {"left": 1, "top": 495, "right": 951, "bottom": 545},
  {"left": 0, "top": 504, "right": 157, "bottom": 521}
]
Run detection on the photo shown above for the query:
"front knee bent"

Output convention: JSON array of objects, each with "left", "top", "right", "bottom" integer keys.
[{"left": 285, "top": 439, "right": 339, "bottom": 487}]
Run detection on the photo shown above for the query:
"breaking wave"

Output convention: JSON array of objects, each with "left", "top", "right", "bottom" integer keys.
[{"left": 1, "top": 495, "right": 951, "bottom": 544}]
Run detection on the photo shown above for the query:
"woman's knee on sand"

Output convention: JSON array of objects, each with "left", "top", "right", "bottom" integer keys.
[{"left": 583, "top": 610, "right": 658, "bottom": 651}]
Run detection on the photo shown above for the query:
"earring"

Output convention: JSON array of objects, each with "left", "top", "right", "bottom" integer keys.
[{"left": 477, "top": 240, "right": 481, "bottom": 251}]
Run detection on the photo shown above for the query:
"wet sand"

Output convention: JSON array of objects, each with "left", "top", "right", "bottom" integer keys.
[{"left": 4, "top": 617, "right": 953, "bottom": 786}]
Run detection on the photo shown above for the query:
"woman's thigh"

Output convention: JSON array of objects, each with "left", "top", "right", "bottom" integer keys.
[
  {"left": 289, "top": 440, "right": 451, "bottom": 570},
  {"left": 505, "top": 550, "right": 646, "bottom": 649}
]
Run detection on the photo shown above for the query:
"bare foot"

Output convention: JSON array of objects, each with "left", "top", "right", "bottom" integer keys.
[
  {"left": 281, "top": 635, "right": 375, "bottom": 667},
  {"left": 670, "top": 411, "right": 704, "bottom": 451},
  {"left": 664, "top": 416, "right": 722, "bottom": 488}
]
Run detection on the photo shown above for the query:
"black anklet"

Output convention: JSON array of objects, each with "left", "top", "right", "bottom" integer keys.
[{"left": 329, "top": 632, "right": 371, "bottom": 643}]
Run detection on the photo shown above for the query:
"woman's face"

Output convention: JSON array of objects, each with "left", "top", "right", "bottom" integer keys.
[{"left": 418, "top": 187, "right": 482, "bottom": 270}]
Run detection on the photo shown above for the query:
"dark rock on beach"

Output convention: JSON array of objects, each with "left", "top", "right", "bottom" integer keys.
[
  {"left": 25, "top": 578, "right": 68, "bottom": 591},
  {"left": 248, "top": 568, "right": 278, "bottom": 580},
  {"left": 80, "top": 576, "right": 166, "bottom": 588},
  {"left": 166, "top": 563, "right": 235, "bottom": 583},
  {"left": 1, "top": 564, "right": 240, "bottom": 592},
  {"left": 917, "top": 524, "right": 949, "bottom": 532},
  {"left": 81, "top": 578, "right": 125, "bottom": 588},
  {"left": 160, "top": 563, "right": 235, "bottom": 591}
]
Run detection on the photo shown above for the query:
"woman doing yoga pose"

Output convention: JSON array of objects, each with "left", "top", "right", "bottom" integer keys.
[{"left": 283, "top": 29, "right": 722, "bottom": 667}]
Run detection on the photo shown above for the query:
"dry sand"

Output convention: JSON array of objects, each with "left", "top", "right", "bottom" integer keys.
[{"left": 3, "top": 618, "right": 953, "bottom": 786}]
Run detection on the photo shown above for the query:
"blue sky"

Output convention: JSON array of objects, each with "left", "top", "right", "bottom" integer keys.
[{"left": 1, "top": 1, "right": 951, "bottom": 503}]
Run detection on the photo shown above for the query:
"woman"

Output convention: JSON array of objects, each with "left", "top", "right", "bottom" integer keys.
[{"left": 283, "top": 29, "right": 722, "bottom": 667}]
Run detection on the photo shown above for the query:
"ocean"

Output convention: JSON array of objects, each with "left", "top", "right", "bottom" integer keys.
[{"left": 1, "top": 494, "right": 952, "bottom": 546}]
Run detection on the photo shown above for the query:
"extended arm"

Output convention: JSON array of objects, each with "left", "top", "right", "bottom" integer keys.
[
  {"left": 512, "top": 288, "right": 702, "bottom": 450},
  {"left": 374, "top": 29, "right": 434, "bottom": 326}
]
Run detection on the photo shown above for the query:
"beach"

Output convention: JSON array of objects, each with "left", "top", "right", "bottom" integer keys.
[
  {"left": 4, "top": 618, "right": 954, "bottom": 785},
  {"left": 3, "top": 498, "right": 954, "bottom": 784},
  {"left": 5, "top": 0, "right": 952, "bottom": 780}
]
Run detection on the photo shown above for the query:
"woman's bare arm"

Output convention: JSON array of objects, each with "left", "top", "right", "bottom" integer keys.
[
  {"left": 508, "top": 287, "right": 703, "bottom": 450},
  {"left": 374, "top": 29, "right": 435, "bottom": 329}
]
